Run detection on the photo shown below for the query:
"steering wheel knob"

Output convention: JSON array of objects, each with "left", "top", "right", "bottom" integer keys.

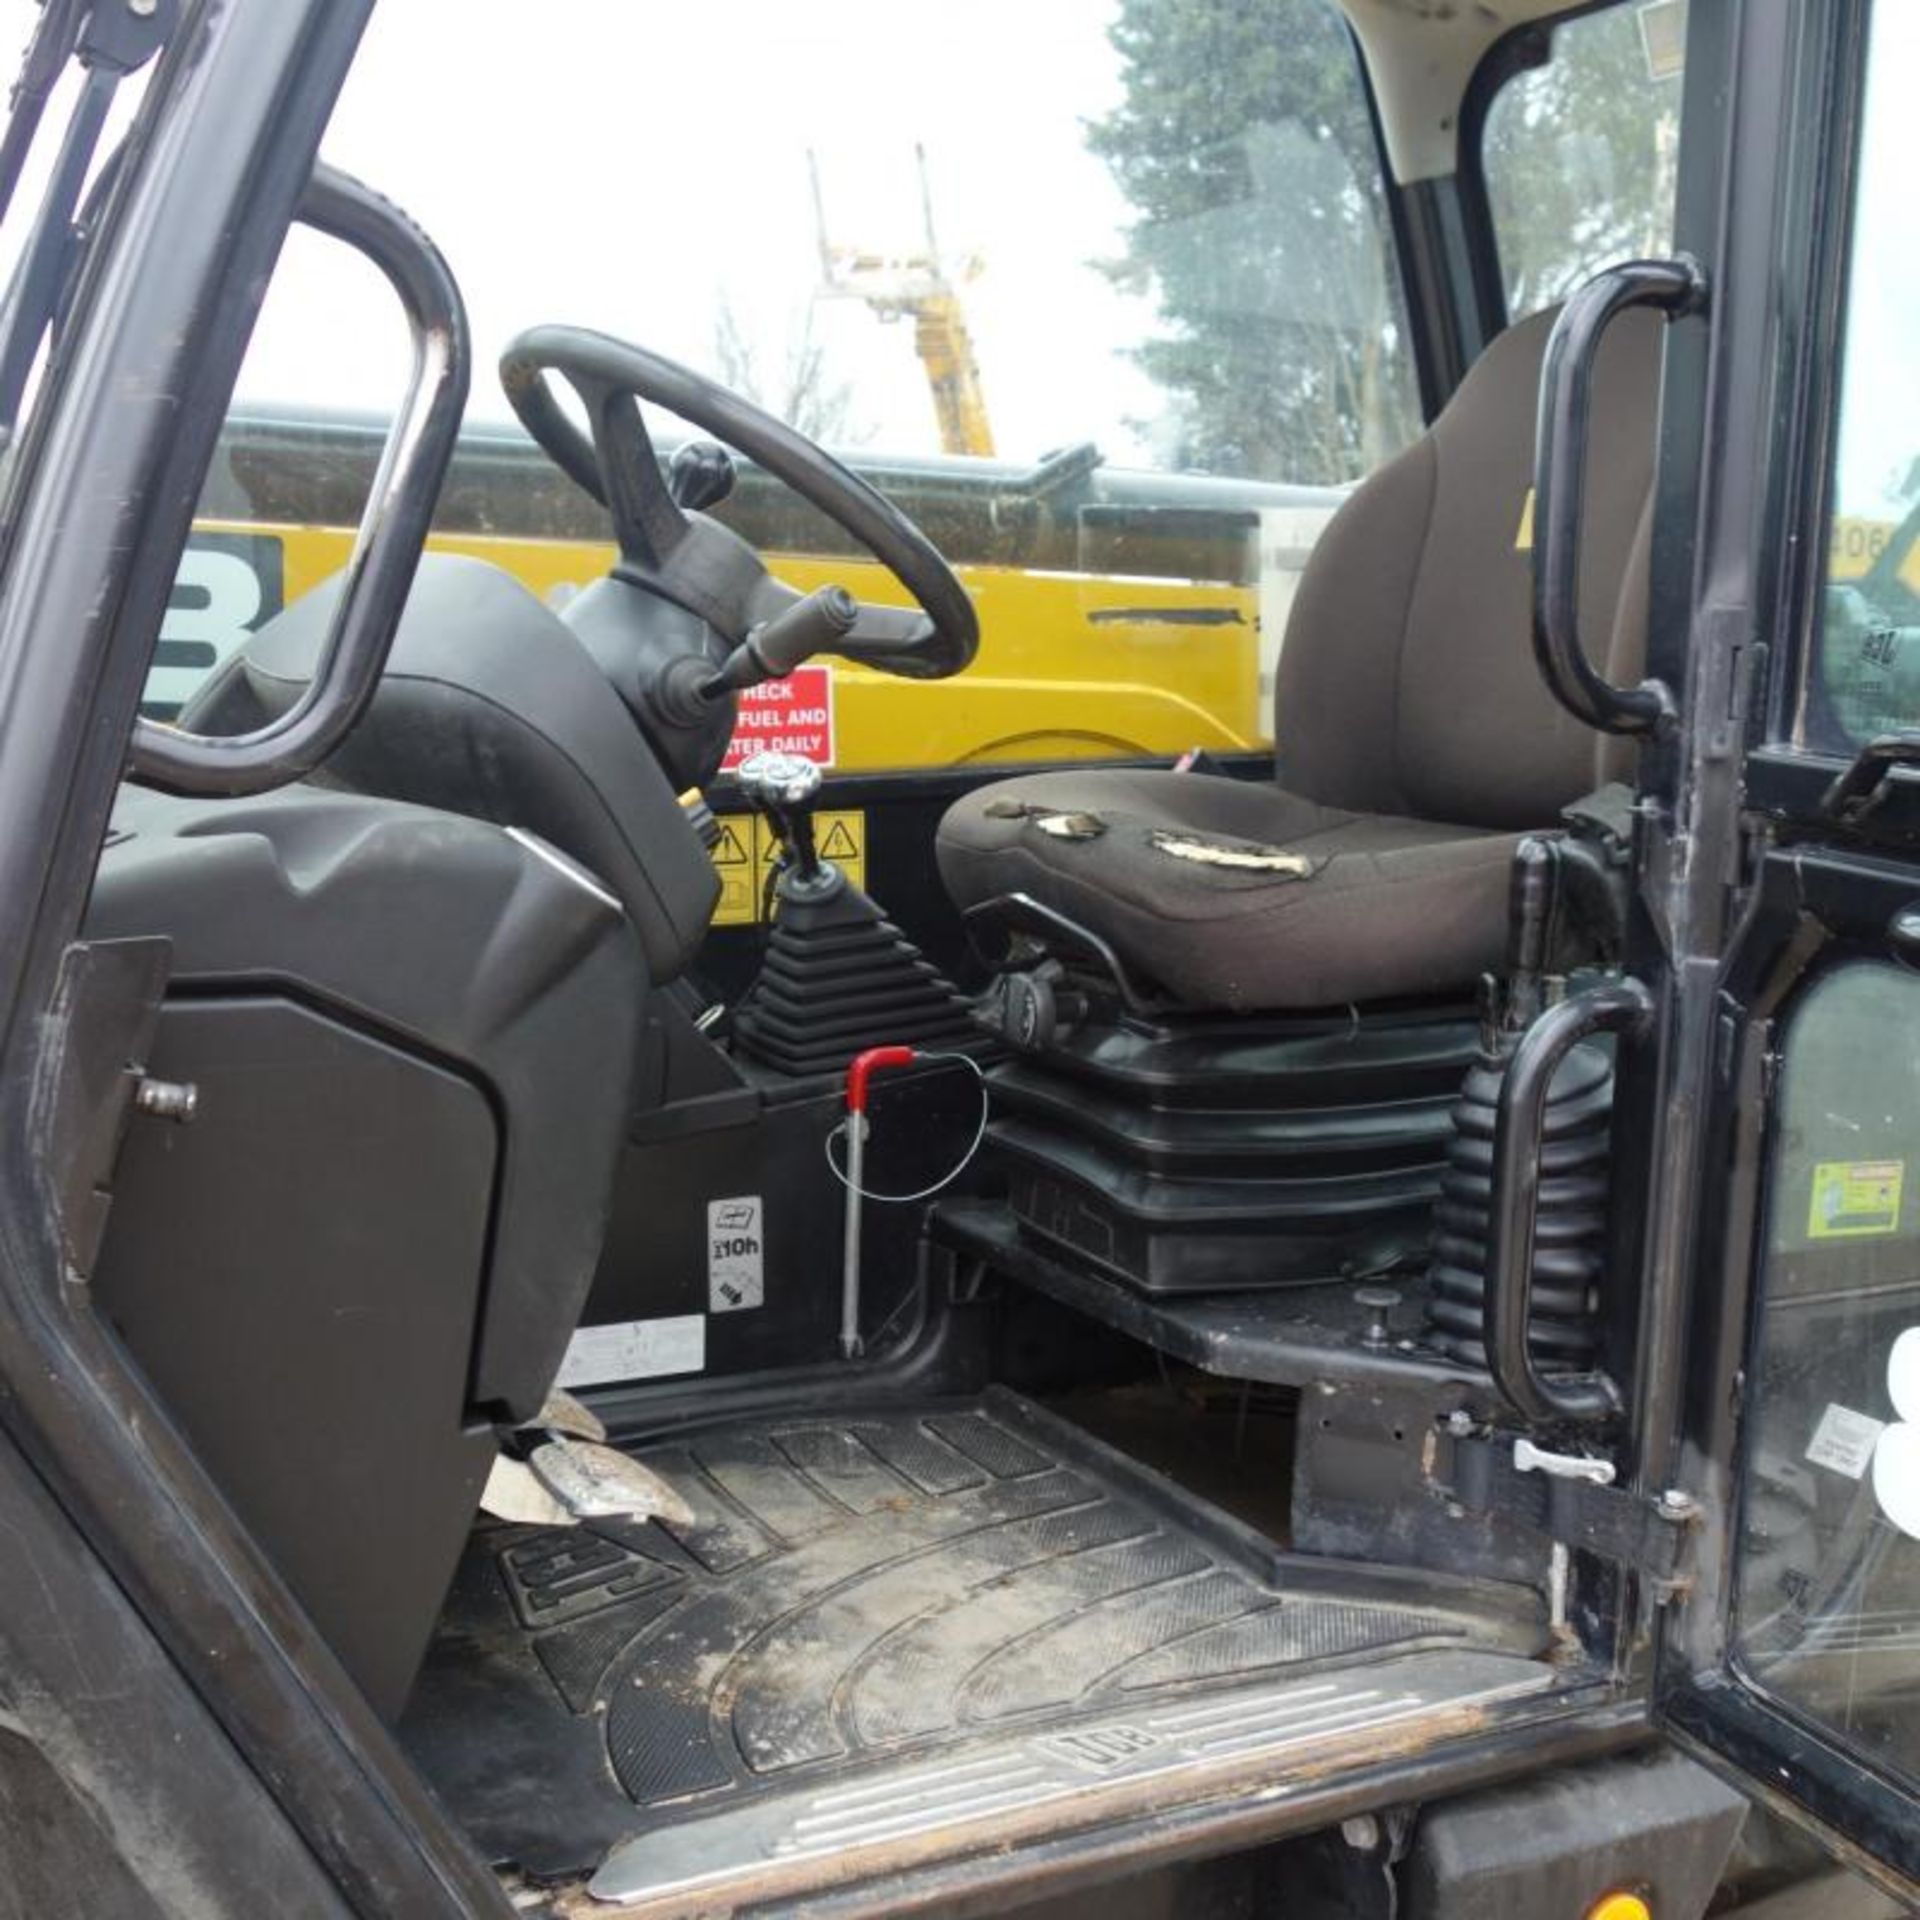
[
  {"left": 669, "top": 439, "right": 737, "bottom": 513},
  {"left": 737, "top": 750, "right": 823, "bottom": 809}
]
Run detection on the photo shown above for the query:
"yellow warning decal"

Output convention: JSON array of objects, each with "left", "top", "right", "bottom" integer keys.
[
  {"left": 711, "top": 809, "right": 866, "bottom": 926},
  {"left": 709, "top": 818, "right": 758, "bottom": 927},
  {"left": 1809, "top": 1159, "right": 1905, "bottom": 1240},
  {"left": 1514, "top": 488, "right": 1535, "bottom": 554}
]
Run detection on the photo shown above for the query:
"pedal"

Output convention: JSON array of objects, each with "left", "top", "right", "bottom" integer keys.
[
  {"left": 479, "top": 1454, "right": 575, "bottom": 1528},
  {"left": 527, "top": 1437, "right": 696, "bottom": 1527},
  {"left": 530, "top": 1386, "right": 605, "bottom": 1444}
]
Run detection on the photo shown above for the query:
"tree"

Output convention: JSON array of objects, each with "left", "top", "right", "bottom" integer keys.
[
  {"left": 1481, "top": 10, "right": 1684, "bottom": 317},
  {"left": 1086, "top": 0, "right": 1419, "bottom": 484},
  {"left": 1088, "top": 0, "right": 1681, "bottom": 484},
  {"left": 712, "top": 295, "right": 867, "bottom": 447}
]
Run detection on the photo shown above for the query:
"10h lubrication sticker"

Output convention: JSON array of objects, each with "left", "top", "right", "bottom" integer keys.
[
  {"left": 1808, "top": 1158, "right": 1905, "bottom": 1239},
  {"left": 708, "top": 1195, "right": 764, "bottom": 1312}
]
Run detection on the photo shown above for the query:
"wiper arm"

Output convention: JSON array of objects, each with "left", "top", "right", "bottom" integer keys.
[
  {"left": 0, "top": 0, "right": 173, "bottom": 447},
  {"left": 0, "top": 0, "right": 86, "bottom": 226}
]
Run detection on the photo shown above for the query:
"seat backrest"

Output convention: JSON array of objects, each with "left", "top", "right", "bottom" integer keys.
[{"left": 1273, "top": 304, "right": 1662, "bottom": 829}]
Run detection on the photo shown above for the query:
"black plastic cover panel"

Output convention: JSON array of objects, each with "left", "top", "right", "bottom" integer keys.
[
  {"left": 88, "top": 782, "right": 649, "bottom": 1418},
  {"left": 186, "top": 553, "right": 719, "bottom": 984},
  {"left": 94, "top": 993, "right": 501, "bottom": 1713}
]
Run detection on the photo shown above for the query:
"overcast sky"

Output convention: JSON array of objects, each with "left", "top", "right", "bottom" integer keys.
[{"left": 251, "top": 0, "right": 1170, "bottom": 464}]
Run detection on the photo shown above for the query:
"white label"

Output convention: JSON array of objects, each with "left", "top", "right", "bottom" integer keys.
[
  {"left": 1806, "top": 1401, "right": 1887, "bottom": 1480},
  {"left": 558, "top": 1315, "right": 705, "bottom": 1388},
  {"left": 708, "top": 1195, "right": 764, "bottom": 1312},
  {"left": 1873, "top": 1328, "right": 1920, "bottom": 1539}
]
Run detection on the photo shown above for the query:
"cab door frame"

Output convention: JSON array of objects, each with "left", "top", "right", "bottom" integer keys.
[
  {"left": 1617, "top": 0, "right": 1920, "bottom": 1893},
  {"left": 0, "top": 0, "right": 513, "bottom": 1910}
]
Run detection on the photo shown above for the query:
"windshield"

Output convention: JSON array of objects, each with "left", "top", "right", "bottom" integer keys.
[
  {"left": 0, "top": 0, "right": 1430, "bottom": 778},
  {"left": 243, "top": 0, "right": 1418, "bottom": 481}
]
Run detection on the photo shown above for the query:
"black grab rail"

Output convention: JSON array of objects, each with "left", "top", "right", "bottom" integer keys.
[
  {"left": 1532, "top": 256, "right": 1706, "bottom": 739},
  {"left": 128, "top": 164, "right": 469, "bottom": 794},
  {"left": 1485, "top": 974, "right": 1657, "bottom": 1423}
]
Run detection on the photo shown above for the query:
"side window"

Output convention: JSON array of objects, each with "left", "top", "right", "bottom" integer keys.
[
  {"left": 1802, "top": 4, "right": 1920, "bottom": 752},
  {"left": 1086, "top": 0, "right": 1420, "bottom": 487},
  {"left": 1733, "top": 963, "right": 1920, "bottom": 1788},
  {"left": 168, "top": 0, "right": 1421, "bottom": 775},
  {"left": 146, "top": 227, "right": 407, "bottom": 717},
  {"left": 1481, "top": 1, "right": 1686, "bottom": 319}
]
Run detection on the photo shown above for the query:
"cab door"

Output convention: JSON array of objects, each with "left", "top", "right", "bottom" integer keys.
[{"left": 1648, "top": 0, "right": 1920, "bottom": 1893}]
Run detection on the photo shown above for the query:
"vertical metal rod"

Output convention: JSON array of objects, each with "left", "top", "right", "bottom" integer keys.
[
  {"left": 1548, "top": 1541, "right": 1571, "bottom": 1635},
  {"left": 840, "top": 1114, "right": 867, "bottom": 1358}
]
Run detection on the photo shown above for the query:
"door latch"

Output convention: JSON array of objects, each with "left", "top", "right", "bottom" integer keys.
[
  {"left": 1513, "top": 1436, "right": 1617, "bottom": 1486},
  {"left": 1441, "top": 1422, "right": 1696, "bottom": 1596}
]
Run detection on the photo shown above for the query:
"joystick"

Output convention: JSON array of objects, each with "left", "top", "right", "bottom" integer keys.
[
  {"left": 729, "top": 752, "right": 985, "bottom": 1075},
  {"left": 736, "top": 749, "right": 827, "bottom": 888}
]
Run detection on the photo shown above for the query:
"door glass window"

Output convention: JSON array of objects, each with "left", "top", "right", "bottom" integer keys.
[
  {"left": 164, "top": 0, "right": 1422, "bottom": 773},
  {"left": 1733, "top": 962, "right": 1920, "bottom": 1788},
  {"left": 1801, "top": 5, "right": 1920, "bottom": 751},
  {"left": 1482, "top": 1, "right": 1686, "bottom": 319}
]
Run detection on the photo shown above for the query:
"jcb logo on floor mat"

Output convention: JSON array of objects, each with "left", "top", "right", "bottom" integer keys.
[{"left": 1038, "top": 1723, "right": 1161, "bottom": 1772}]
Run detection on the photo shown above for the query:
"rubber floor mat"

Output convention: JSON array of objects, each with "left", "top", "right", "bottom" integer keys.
[{"left": 402, "top": 1389, "right": 1543, "bottom": 1880}]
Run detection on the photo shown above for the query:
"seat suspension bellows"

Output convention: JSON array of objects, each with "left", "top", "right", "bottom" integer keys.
[
  {"left": 1423, "top": 1031, "right": 1615, "bottom": 1368},
  {"left": 1423, "top": 834, "right": 1618, "bottom": 1369}
]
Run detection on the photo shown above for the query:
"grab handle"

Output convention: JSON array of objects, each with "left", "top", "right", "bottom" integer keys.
[
  {"left": 1486, "top": 975, "right": 1656, "bottom": 1423},
  {"left": 1532, "top": 258, "right": 1704, "bottom": 739},
  {"left": 129, "top": 164, "right": 469, "bottom": 795}
]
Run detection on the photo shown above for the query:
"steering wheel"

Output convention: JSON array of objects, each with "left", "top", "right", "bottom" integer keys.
[{"left": 500, "top": 325, "right": 978, "bottom": 684}]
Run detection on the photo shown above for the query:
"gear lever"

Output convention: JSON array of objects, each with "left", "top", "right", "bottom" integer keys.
[
  {"left": 730, "top": 749, "right": 981, "bottom": 1075},
  {"left": 737, "top": 749, "right": 827, "bottom": 887}
]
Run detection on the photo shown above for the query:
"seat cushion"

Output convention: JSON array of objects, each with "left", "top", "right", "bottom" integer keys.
[{"left": 937, "top": 767, "right": 1518, "bottom": 1011}]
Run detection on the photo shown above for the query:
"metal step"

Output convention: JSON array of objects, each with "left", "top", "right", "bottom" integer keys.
[{"left": 585, "top": 1648, "right": 1556, "bottom": 1912}]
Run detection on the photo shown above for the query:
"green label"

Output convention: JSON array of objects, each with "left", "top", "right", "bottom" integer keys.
[{"left": 1808, "top": 1159, "right": 1906, "bottom": 1240}]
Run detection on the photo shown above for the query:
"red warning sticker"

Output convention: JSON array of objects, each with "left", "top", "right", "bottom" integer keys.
[{"left": 722, "top": 666, "right": 835, "bottom": 773}]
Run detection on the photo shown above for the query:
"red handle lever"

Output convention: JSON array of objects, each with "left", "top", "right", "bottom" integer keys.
[{"left": 846, "top": 1046, "right": 918, "bottom": 1114}]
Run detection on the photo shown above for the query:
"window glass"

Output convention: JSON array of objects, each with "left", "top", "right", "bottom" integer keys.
[
  {"left": 1802, "top": 4, "right": 1920, "bottom": 751},
  {"left": 147, "top": 227, "right": 406, "bottom": 716},
  {"left": 179, "top": 0, "right": 1421, "bottom": 773},
  {"left": 1483, "top": 1, "right": 1685, "bottom": 319},
  {"left": 1733, "top": 962, "right": 1920, "bottom": 1789}
]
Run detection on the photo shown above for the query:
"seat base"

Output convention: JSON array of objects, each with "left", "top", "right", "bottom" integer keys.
[{"left": 987, "top": 1001, "right": 1479, "bottom": 1295}]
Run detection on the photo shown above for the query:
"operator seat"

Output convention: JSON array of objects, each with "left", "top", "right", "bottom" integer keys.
[{"left": 938, "top": 306, "right": 1662, "bottom": 1011}]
